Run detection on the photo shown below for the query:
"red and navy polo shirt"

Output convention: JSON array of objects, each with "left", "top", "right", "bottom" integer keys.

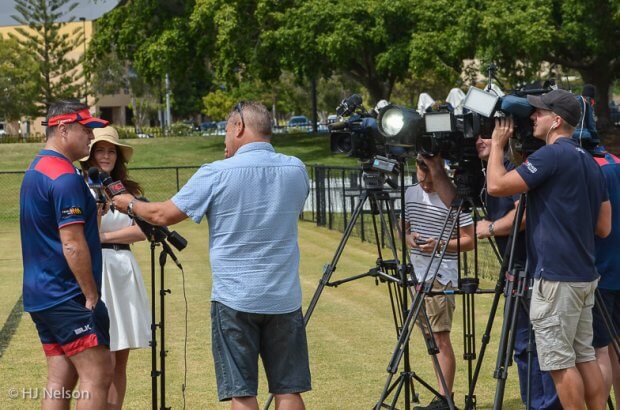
[{"left": 20, "top": 150, "right": 102, "bottom": 312}]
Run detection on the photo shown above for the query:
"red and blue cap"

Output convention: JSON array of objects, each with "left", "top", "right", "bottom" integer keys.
[{"left": 43, "top": 109, "right": 109, "bottom": 128}]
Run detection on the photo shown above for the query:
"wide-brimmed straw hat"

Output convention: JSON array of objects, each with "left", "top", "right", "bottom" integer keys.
[{"left": 80, "top": 126, "right": 134, "bottom": 163}]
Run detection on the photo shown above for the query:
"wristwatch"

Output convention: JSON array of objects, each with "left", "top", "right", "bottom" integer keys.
[
  {"left": 127, "top": 198, "right": 137, "bottom": 218},
  {"left": 488, "top": 222, "right": 496, "bottom": 237}
]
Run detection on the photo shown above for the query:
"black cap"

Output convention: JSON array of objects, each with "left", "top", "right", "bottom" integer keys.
[{"left": 526, "top": 89, "right": 582, "bottom": 127}]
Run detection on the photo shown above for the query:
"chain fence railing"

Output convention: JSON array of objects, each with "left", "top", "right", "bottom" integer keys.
[{"left": 3, "top": 163, "right": 498, "bottom": 279}]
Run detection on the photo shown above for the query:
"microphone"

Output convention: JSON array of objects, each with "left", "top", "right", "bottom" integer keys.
[
  {"left": 87, "top": 167, "right": 107, "bottom": 204},
  {"left": 97, "top": 170, "right": 188, "bottom": 252},
  {"left": 336, "top": 94, "right": 363, "bottom": 117},
  {"left": 99, "top": 171, "right": 127, "bottom": 197}
]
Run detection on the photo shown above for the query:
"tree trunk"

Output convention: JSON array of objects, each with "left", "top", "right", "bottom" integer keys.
[
  {"left": 365, "top": 77, "right": 391, "bottom": 106},
  {"left": 579, "top": 65, "right": 612, "bottom": 131}
]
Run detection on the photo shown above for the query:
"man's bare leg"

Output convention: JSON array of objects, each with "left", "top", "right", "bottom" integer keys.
[
  {"left": 69, "top": 345, "right": 113, "bottom": 410},
  {"left": 275, "top": 393, "right": 305, "bottom": 410},
  {"left": 432, "top": 331, "right": 455, "bottom": 398},
  {"left": 42, "top": 354, "right": 78, "bottom": 410},
  {"left": 231, "top": 396, "right": 259, "bottom": 410},
  {"left": 550, "top": 367, "right": 586, "bottom": 410},
  {"left": 576, "top": 360, "right": 606, "bottom": 410},
  {"left": 594, "top": 346, "right": 612, "bottom": 399}
]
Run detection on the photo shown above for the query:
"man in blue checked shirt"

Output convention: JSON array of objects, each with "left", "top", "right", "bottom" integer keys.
[{"left": 113, "top": 101, "right": 311, "bottom": 410}]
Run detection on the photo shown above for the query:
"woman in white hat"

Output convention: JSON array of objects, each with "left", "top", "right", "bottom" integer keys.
[{"left": 80, "top": 126, "right": 150, "bottom": 409}]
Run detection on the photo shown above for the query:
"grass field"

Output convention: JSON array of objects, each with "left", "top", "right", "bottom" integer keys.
[
  {"left": 0, "top": 219, "right": 525, "bottom": 409},
  {"left": 0, "top": 133, "right": 359, "bottom": 171}
]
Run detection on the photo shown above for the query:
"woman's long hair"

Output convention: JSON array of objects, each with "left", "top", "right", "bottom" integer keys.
[{"left": 81, "top": 143, "right": 143, "bottom": 197}]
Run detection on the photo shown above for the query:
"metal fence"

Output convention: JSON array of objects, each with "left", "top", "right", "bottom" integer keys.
[{"left": 3, "top": 164, "right": 414, "bottom": 246}]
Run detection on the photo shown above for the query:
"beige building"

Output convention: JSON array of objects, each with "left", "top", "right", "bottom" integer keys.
[{"left": 0, "top": 19, "right": 131, "bottom": 136}]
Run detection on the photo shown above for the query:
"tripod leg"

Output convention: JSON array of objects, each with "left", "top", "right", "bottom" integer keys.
[{"left": 303, "top": 191, "right": 369, "bottom": 326}]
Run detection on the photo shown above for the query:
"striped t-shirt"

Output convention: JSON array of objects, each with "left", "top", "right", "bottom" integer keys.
[{"left": 405, "top": 184, "right": 473, "bottom": 285}]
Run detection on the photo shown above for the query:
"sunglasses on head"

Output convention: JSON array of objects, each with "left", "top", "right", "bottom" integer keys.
[{"left": 234, "top": 101, "right": 246, "bottom": 129}]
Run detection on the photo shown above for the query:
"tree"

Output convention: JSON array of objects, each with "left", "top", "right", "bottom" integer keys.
[
  {"left": 478, "top": 0, "right": 619, "bottom": 128},
  {"left": 10, "top": 0, "right": 84, "bottom": 112},
  {"left": 192, "top": 0, "right": 418, "bottom": 104},
  {"left": 202, "top": 89, "right": 236, "bottom": 121},
  {"left": 0, "top": 37, "right": 40, "bottom": 121},
  {"left": 88, "top": 0, "right": 211, "bottom": 118}
]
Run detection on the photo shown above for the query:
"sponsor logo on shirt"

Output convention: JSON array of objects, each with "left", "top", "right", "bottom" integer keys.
[
  {"left": 524, "top": 161, "right": 537, "bottom": 174},
  {"left": 61, "top": 207, "right": 83, "bottom": 218},
  {"left": 576, "top": 147, "right": 586, "bottom": 154}
]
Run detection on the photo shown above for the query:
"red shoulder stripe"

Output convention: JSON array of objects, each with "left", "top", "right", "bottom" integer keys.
[{"left": 34, "top": 156, "right": 76, "bottom": 180}]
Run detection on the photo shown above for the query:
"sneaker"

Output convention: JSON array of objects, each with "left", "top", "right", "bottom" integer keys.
[{"left": 413, "top": 395, "right": 453, "bottom": 410}]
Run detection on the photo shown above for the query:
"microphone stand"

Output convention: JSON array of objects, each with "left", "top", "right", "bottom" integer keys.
[{"left": 137, "top": 221, "right": 186, "bottom": 410}]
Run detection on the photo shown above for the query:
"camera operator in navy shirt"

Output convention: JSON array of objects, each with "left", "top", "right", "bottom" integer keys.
[
  {"left": 486, "top": 89, "right": 611, "bottom": 409},
  {"left": 476, "top": 135, "right": 560, "bottom": 409}
]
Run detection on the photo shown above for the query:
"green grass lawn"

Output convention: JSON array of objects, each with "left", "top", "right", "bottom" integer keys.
[
  {"left": 0, "top": 220, "right": 524, "bottom": 409},
  {"left": 0, "top": 133, "right": 358, "bottom": 171}
]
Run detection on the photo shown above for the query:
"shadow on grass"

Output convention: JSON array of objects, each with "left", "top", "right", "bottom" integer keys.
[{"left": 0, "top": 295, "right": 23, "bottom": 359}]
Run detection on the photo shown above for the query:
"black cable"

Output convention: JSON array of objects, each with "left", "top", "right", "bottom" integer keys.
[{"left": 181, "top": 265, "right": 188, "bottom": 410}]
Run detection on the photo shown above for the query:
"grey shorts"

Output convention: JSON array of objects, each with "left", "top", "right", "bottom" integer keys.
[
  {"left": 211, "top": 301, "right": 312, "bottom": 401},
  {"left": 530, "top": 278, "right": 597, "bottom": 371}
]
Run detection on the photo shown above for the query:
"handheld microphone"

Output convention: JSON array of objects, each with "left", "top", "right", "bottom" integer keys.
[
  {"left": 87, "top": 167, "right": 107, "bottom": 204},
  {"left": 97, "top": 170, "right": 188, "bottom": 252},
  {"left": 98, "top": 171, "right": 127, "bottom": 197}
]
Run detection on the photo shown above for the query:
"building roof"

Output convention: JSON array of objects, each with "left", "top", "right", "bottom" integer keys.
[{"left": 0, "top": 0, "right": 120, "bottom": 27}]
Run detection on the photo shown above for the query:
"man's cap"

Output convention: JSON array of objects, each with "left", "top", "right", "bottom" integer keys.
[
  {"left": 80, "top": 126, "right": 134, "bottom": 162},
  {"left": 526, "top": 89, "right": 582, "bottom": 127},
  {"left": 43, "top": 108, "right": 109, "bottom": 128}
]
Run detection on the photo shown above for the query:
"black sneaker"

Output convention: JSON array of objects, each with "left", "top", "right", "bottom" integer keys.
[{"left": 413, "top": 395, "right": 453, "bottom": 410}]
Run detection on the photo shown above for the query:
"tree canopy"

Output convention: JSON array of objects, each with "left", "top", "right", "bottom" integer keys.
[
  {"left": 10, "top": 0, "right": 85, "bottom": 112},
  {"left": 0, "top": 37, "right": 40, "bottom": 121}
]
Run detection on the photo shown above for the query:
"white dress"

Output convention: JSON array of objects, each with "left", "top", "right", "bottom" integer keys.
[{"left": 100, "top": 208, "right": 151, "bottom": 351}]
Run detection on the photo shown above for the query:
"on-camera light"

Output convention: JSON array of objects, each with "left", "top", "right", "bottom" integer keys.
[
  {"left": 463, "top": 87, "right": 499, "bottom": 118},
  {"left": 424, "top": 112, "right": 455, "bottom": 133},
  {"left": 377, "top": 104, "right": 423, "bottom": 147}
]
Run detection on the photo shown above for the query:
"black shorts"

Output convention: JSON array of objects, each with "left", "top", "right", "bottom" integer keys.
[
  {"left": 211, "top": 301, "right": 311, "bottom": 401},
  {"left": 592, "top": 288, "right": 620, "bottom": 348}
]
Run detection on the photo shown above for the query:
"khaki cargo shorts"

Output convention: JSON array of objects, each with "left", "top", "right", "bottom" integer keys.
[
  {"left": 416, "top": 281, "right": 456, "bottom": 334},
  {"left": 530, "top": 278, "right": 598, "bottom": 371}
]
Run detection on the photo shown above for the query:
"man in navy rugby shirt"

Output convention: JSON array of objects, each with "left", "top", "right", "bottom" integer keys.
[
  {"left": 21, "top": 100, "right": 113, "bottom": 409},
  {"left": 486, "top": 89, "right": 611, "bottom": 409}
]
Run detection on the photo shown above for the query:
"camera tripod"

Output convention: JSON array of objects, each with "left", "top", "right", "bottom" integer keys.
[
  {"left": 265, "top": 162, "right": 450, "bottom": 410},
  {"left": 465, "top": 192, "right": 620, "bottom": 410},
  {"left": 375, "top": 175, "right": 497, "bottom": 409}
]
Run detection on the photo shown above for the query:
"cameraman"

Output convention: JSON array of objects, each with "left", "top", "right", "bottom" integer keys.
[
  {"left": 405, "top": 154, "right": 474, "bottom": 410},
  {"left": 486, "top": 89, "right": 612, "bottom": 409},
  {"left": 476, "top": 134, "right": 561, "bottom": 409}
]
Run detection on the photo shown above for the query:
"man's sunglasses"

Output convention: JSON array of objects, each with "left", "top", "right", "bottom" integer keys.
[{"left": 234, "top": 101, "right": 245, "bottom": 129}]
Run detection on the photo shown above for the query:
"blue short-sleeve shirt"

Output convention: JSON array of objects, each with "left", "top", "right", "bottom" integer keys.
[
  {"left": 594, "top": 152, "right": 620, "bottom": 290},
  {"left": 485, "top": 161, "right": 527, "bottom": 266},
  {"left": 172, "top": 142, "right": 310, "bottom": 314},
  {"left": 20, "top": 150, "right": 102, "bottom": 312},
  {"left": 515, "top": 138, "right": 608, "bottom": 282}
]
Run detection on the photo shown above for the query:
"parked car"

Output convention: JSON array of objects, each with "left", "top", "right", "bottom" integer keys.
[
  {"left": 287, "top": 115, "right": 312, "bottom": 132},
  {"left": 0, "top": 122, "right": 5, "bottom": 137},
  {"left": 327, "top": 114, "right": 339, "bottom": 124},
  {"left": 216, "top": 121, "right": 228, "bottom": 135}
]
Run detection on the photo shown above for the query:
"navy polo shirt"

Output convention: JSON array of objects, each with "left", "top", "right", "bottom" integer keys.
[
  {"left": 485, "top": 161, "right": 527, "bottom": 266},
  {"left": 20, "top": 150, "right": 102, "bottom": 312},
  {"left": 515, "top": 137, "right": 608, "bottom": 282},
  {"left": 594, "top": 152, "right": 620, "bottom": 290}
]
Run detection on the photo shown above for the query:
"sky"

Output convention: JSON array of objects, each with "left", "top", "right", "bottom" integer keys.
[{"left": 0, "top": 0, "right": 120, "bottom": 26}]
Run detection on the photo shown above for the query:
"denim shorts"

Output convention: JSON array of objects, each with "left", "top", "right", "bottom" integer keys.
[{"left": 211, "top": 301, "right": 312, "bottom": 401}]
